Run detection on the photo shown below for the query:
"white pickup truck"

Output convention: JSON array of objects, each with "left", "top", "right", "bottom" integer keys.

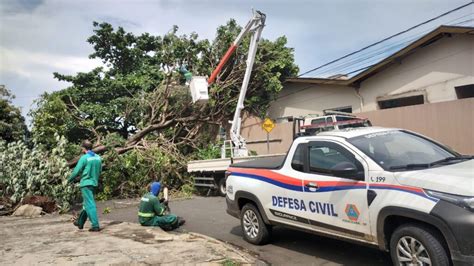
[{"left": 226, "top": 127, "right": 473, "bottom": 265}]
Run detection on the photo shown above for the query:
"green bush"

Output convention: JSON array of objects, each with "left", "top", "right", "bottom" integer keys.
[
  {"left": 196, "top": 143, "right": 221, "bottom": 160},
  {"left": 98, "top": 144, "right": 191, "bottom": 200},
  {"left": 0, "top": 135, "right": 77, "bottom": 212}
]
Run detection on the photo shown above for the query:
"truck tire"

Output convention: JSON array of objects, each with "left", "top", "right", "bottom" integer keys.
[
  {"left": 240, "top": 203, "right": 271, "bottom": 245},
  {"left": 218, "top": 178, "right": 226, "bottom": 197},
  {"left": 390, "top": 223, "right": 449, "bottom": 266}
]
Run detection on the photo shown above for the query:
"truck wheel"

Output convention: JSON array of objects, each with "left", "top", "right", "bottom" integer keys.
[
  {"left": 390, "top": 224, "right": 449, "bottom": 266},
  {"left": 240, "top": 203, "right": 271, "bottom": 245},
  {"left": 217, "top": 178, "right": 226, "bottom": 197}
]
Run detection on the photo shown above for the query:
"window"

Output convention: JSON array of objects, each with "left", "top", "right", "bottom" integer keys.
[
  {"left": 335, "top": 116, "right": 371, "bottom": 129},
  {"left": 311, "top": 118, "right": 326, "bottom": 125},
  {"left": 308, "top": 142, "right": 364, "bottom": 179},
  {"left": 308, "top": 117, "right": 334, "bottom": 134},
  {"left": 335, "top": 116, "right": 353, "bottom": 122},
  {"left": 291, "top": 145, "right": 305, "bottom": 172},
  {"left": 311, "top": 117, "right": 334, "bottom": 129},
  {"left": 324, "top": 106, "right": 352, "bottom": 113},
  {"left": 348, "top": 130, "right": 456, "bottom": 171},
  {"left": 455, "top": 84, "right": 474, "bottom": 99},
  {"left": 378, "top": 95, "right": 424, "bottom": 109}
]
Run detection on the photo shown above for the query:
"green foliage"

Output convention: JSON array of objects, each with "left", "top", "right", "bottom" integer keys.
[
  {"left": 98, "top": 143, "right": 188, "bottom": 200},
  {"left": 31, "top": 20, "right": 297, "bottom": 148},
  {"left": 0, "top": 135, "right": 77, "bottom": 212},
  {"left": 196, "top": 143, "right": 221, "bottom": 160},
  {"left": 29, "top": 93, "right": 77, "bottom": 148},
  {"left": 222, "top": 258, "right": 239, "bottom": 266},
  {"left": 64, "top": 142, "right": 81, "bottom": 161},
  {"left": 102, "top": 207, "right": 111, "bottom": 214},
  {"left": 179, "top": 183, "right": 195, "bottom": 198},
  {"left": 0, "top": 86, "right": 27, "bottom": 143}
]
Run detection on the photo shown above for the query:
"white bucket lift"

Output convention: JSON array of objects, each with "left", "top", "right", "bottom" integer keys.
[
  {"left": 188, "top": 10, "right": 266, "bottom": 157},
  {"left": 189, "top": 76, "right": 209, "bottom": 103}
]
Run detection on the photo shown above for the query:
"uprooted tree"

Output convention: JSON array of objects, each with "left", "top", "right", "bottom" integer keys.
[{"left": 30, "top": 20, "right": 298, "bottom": 197}]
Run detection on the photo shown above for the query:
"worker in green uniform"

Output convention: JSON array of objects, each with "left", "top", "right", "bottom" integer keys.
[
  {"left": 138, "top": 182, "right": 185, "bottom": 231},
  {"left": 68, "top": 140, "right": 102, "bottom": 232}
]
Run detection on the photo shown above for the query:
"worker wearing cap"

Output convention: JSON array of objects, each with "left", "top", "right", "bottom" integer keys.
[
  {"left": 68, "top": 140, "right": 102, "bottom": 232},
  {"left": 138, "top": 182, "right": 185, "bottom": 230}
]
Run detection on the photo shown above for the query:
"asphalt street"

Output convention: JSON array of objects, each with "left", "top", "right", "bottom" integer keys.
[{"left": 97, "top": 196, "right": 391, "bottom": 265}]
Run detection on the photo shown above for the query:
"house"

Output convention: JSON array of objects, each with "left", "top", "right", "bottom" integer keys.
[
  {"left": 268, "top": 25, "right": 474, "bottom": 118},
  {"left": 241, "top": 26, "right": 474, "bottom": 154}
]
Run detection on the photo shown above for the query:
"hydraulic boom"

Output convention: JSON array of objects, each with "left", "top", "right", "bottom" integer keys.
[{"left": 190, "top": 10, "right": 266, "bottom": 157}]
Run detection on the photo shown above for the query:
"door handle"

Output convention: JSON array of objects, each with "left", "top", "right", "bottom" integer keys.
[{"left": 305, "top": 182, "right": 319, "bottom": 191}]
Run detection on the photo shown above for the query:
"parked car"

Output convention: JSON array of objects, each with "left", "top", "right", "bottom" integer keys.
[
  {"left": 226, "top": 127, "right": 473, "bottom": 265},
  {"left": 301, "top": 113, "right": 371, "bottom": 135}
]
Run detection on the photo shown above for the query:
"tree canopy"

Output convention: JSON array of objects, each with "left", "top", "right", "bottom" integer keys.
[{"left": 31, "top": 20, "right": 298, "bottom": 157}]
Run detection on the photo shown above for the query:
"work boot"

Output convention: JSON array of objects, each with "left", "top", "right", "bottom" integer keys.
[
  {"left": 73, "top": 220, "right": 83, "bottom": 230},
  {"left": 89, "top": 227, "right": 101, "bottom": 232},
  {"left": 178, "top": 216, "right": 186, "bottom": 226}
]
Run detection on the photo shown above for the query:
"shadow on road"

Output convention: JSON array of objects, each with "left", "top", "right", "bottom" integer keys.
[{"left": 230, "top": 225, "right": 391, "bottom": 265}]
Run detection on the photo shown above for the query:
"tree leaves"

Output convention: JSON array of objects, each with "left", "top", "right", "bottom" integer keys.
[
  {"left": 0, "top": 136, "right": 77, "bottom": 212},
  {"left": 0, "top": 86, "right": 28, "bottom": 143}
]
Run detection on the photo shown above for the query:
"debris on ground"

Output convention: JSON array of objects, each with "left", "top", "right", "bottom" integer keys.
[
  {"left": 22, "top": 195, "right": 57, "bottom": 213},
  {"left": 0, "top": 215, "right": 257, "bottom": 265},
  {"left": 11, "top": 204, "right": 43, "bottom": 217},
  {"left": 0, "top": 197, "right": 13, "bottom": 216}
]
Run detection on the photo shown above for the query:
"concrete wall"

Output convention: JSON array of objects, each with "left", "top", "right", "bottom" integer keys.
[
  {"left": 240, "top": 116, "right": 294, "bottom": 155},
  {"left": 357, "top": 34, "right": 474, "bottom": 112},
  {"left": 358, "top": 98, "right": 474, "bottom": 155},
  {"left": 243, "top": 98, "right": 474, "bottom": 155},
  {"left": 267, "top": 83, "right": 359, "bottom": 118}
]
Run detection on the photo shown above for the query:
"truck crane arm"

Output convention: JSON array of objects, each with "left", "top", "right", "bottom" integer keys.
[{"left": 194, "top": 10, "right": 266, "bottom": 157}]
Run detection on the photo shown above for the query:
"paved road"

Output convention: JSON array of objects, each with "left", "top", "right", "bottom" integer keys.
[{"left": 97, "top": 197, "right": 391, "bottom": 265}]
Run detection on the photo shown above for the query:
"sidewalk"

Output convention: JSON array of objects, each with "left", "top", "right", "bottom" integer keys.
[{"left": 0, "top": 214, "right": 258, "bottom": 265}]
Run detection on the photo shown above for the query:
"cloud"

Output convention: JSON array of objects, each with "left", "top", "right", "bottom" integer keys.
[
  {"left": 1, "top": 0, "right": 44, "bottom": 14},
  {"left": 0, "top": 0, "right": 471, "bottom": 121},
  {"left": 1, "top": 47, "right": 102, "bottom": 78}
]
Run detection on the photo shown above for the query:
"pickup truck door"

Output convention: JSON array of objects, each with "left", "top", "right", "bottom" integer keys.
[{"left": 298, "top": 140, "right": 371, "bottom": 239}]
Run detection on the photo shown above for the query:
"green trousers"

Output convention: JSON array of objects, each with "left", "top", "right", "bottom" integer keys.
[
  {"left": 77, "top": 186, "right": 99, "bottom": 229},
  {"left": 139, "top": 214, "right": 178, "bottom": 231}
]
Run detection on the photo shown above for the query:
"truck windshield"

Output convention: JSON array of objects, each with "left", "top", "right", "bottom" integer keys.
[{"left": 348, "top": 130, "right": 458, "bottom": 171}]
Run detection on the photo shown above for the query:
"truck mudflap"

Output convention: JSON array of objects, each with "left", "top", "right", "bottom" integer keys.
[{"left": 226, "top": 196, "right": 240, "bottom": 219}]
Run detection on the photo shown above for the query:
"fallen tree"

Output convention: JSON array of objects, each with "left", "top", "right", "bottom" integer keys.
[{"left": 29, "top": 20, "right": 298, "bottom": 197}]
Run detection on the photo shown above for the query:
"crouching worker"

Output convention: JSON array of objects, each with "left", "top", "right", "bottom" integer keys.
[{"left": 138, "top": 182, "right": 185, "bottom": 231}]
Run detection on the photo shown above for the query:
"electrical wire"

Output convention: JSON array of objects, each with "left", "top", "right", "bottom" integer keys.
[
  {"left": 311, "top": 11, "right": 474, "bottom": 77},
  {"left": 297, "top": 1, "right": 474, "bottom": 78},
  {"left": 313, "top": 13, "right": 474, "bottom": 78}
]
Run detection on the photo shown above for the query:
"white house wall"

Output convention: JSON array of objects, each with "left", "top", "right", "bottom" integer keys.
[
  {"left": 357, "top": 34, "right": 474, "bottom": 112},
  {"left": 269, "top": 33, "right": 474, "bottom": 118},
  {"left": 267, "top": 83, "right": 359, "bottom": 118}
]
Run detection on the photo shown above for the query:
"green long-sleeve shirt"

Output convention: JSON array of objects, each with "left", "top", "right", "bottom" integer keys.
[
  {"left": 138, "top": 192, "right": 165, "bottom": 217},
  {"left": 68, "top": 152, "right": 102, "bottom": 187}
]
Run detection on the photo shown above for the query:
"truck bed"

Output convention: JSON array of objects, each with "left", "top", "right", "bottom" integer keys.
[
  {"left": 187, "top": 153, "right": 286, "bottom": 173},
  {"left": 230, "top": 154, "right": 286, "bottom": 169}
]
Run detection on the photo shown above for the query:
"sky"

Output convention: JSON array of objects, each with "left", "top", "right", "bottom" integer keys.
[{"left": 0, "top": 0, "right": 472, "bottom": 123}]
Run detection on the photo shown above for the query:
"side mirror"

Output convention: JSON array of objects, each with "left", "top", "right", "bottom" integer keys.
[{"left": 331, "top": 162, "right": 359, "bottom": 178}]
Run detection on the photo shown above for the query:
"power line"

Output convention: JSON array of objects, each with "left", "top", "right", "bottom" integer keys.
[
  {"left": 311, "top": 12, "right": 474, "bottom": 77},
  {"left": 297, "top": 1, "right": 474, "bottom": 78}
]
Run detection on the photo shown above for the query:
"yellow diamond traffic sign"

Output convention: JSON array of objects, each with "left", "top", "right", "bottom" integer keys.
[{"left": 262, "top": 118, "right": 275, "bottom": 133}]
